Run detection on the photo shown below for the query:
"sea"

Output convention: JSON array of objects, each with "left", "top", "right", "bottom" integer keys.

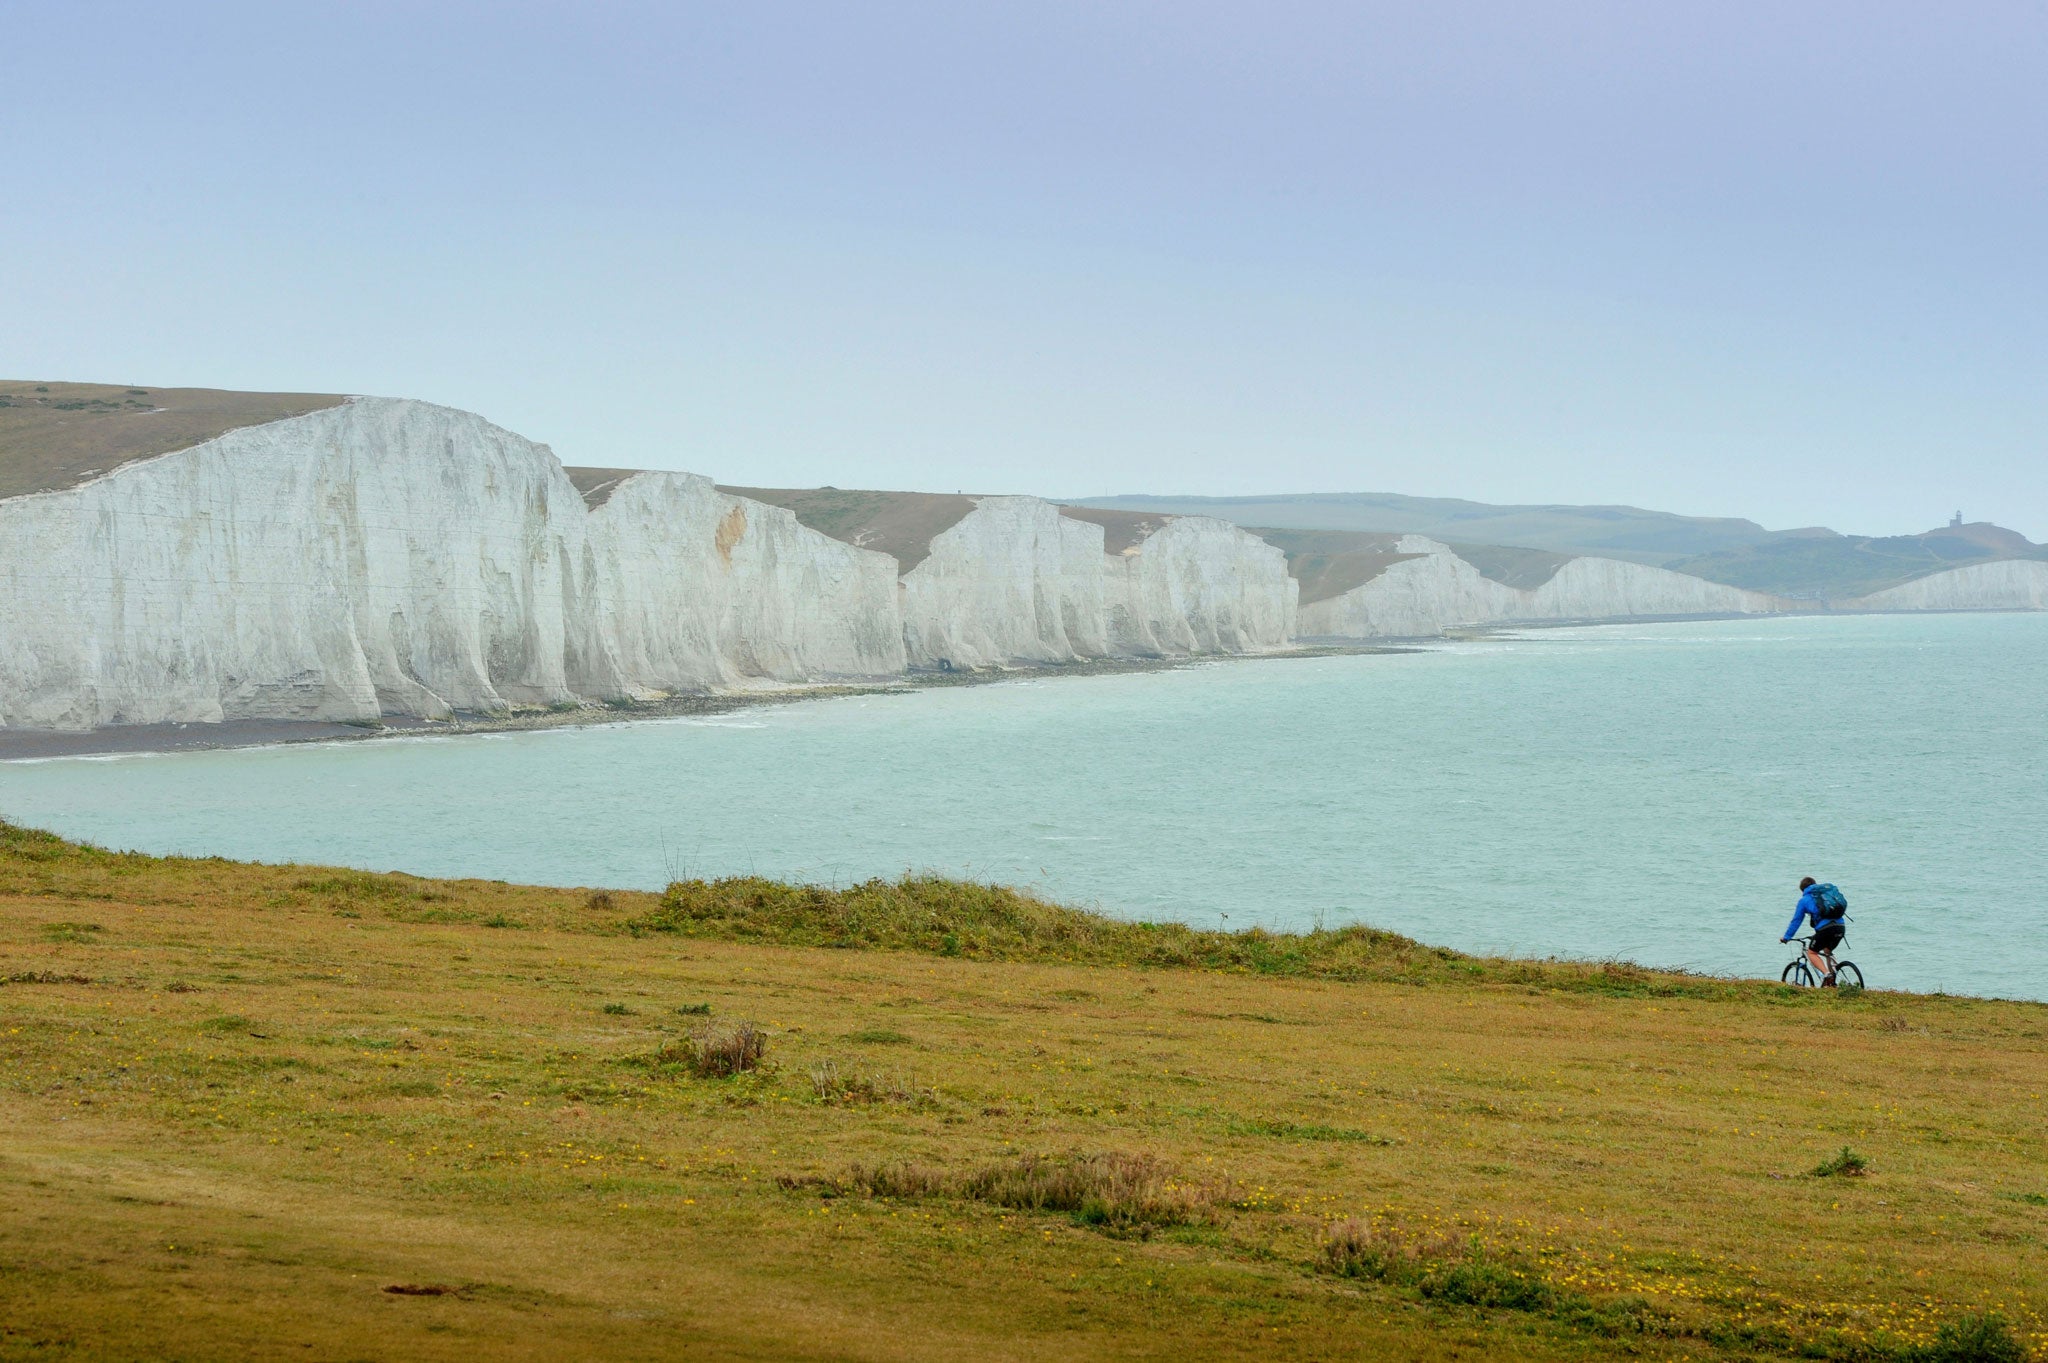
[{"left": 4, "top": 613, "right": 2043, "bottom": 1001}]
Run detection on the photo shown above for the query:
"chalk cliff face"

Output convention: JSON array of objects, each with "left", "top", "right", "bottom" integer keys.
[
  {"left": 1101, "top": 515, "right": 1297, "bottom": 656},
  {"left": 0, "top": 399, "right": 910, "bottom": 730},
  {"left": 1298, "top": 537, "right": 1782, "bottom": 639},
  {"left": 0, "top": 398, "right": 614, "bottom": 729},
  {"left": 0, "top": 389, "right": 1876, "bottom": 735},
  {"left": 1848, "top": 560, "right": 2048, "bottom": 612},
  {"left": 584, "top": 472, "right": 905, "bottom": 690},
  {"left": 899, "top": 497, "right": 1108, "bottom": 669},
  {"left": 0, "top": 397, "right": 1310, "bottom": 729}
]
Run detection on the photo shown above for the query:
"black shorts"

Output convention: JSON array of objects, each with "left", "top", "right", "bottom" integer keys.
[{"left": 1810, "top": 923, "right": 1845, "bottom": 954}]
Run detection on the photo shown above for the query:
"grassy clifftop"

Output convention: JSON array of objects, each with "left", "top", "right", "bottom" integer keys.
[{"left": 3, "top": 822, "right": 2043, "bottom": 1361}]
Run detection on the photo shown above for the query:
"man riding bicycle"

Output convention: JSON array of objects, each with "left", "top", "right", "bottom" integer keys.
[{"left": 1783, "top": 876, "right": 1848, "bottom": 986}]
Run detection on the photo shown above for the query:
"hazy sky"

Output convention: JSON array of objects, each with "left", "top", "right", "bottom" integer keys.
[{"left": 4, "top": 2, "right": 2043, "bottom": 536}]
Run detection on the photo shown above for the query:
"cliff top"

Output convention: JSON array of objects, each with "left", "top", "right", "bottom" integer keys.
[
  {"left": 564, "top": 466, "right": 650, "bottom": 509},
  {"left": 0, "top": 381, "right": 347, "bottom": 502},
  {"left": 1255, "top": 527, "right": 1576, "bottom": 604},
  {"left": 716, "top": 486, "right": 978, "bottom": 574},
  {"left": 12, "top": 819, "right": 2040, "bottom": 1362},
  {"left": 1054, "top": 505, "right": 1173, "bottom": 555}
]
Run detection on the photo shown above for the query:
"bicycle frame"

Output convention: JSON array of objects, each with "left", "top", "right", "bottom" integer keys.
[{"left": 1790, "top": 934, "right": 1838, "bottom": 976}]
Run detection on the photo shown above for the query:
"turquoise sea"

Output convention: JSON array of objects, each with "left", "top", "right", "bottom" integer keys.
[{"left": 4, "top": 614, "right": 2044, "bottom": 1000}]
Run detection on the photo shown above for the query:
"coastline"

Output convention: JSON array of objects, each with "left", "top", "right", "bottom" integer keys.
[
  {"left": 9, "top": 607, "right": 1991, "bottom": 761},
  {"left": 0, "top": 644, "right": 1416, "bottom": 761}
]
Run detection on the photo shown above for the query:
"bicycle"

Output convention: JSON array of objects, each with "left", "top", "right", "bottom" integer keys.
[{"left": 1782, "top": 934, "right": 1863, "bottom": 990}]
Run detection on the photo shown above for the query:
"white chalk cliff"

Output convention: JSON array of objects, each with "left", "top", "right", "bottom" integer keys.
[
  {"left": 1297, "top": 537, "right": 1783, "bottom": 639},
  {"left": 585, "top": 471, "right": 905, "bottom": 690},
  {"left": 1847, "top": 560, "right": 2048, "bottom": 612},
  {"left": 1, "top": 398, "right": 610, "bottom": 729},
  {"left": 1100, "top": 515, "right": 1297, "bottom": 656},
  {"left": 0, "top": 396, "right": 1293, "bottom": 730},
  {"left": 899, "top": 497, "right": 1109, "bottom": 669},
  {"left": 16, "top": 388, "right": 2032, "bottom": 736}
]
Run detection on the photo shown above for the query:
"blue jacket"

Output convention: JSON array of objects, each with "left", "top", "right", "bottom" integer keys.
[{"left": 1783, "top": 886, "right": 1845, "bottom": 941}]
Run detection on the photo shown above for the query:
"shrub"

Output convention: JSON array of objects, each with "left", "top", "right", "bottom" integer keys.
[
  {"left": 1321, "top": 1219, "right": 1462, "bottom": 1282},
  {"left": 789, "top": 1152, "right": 1233, "bottom": 1235},
  {"left": 1911, "top": 1313, "right": 2028, "bottom": 1363},
  {"left": 807, "top": 1059, "right": 937, "bottom": 1108},
  {"left": 1420, "top": 1256, "right": 1559, "bottom": 1312},
  {"left": 1812, "top": 1146, "right": 1869, "bottom": 1178},
  {"left": 655, "top": 1022, "right": 765, "bottom": 1078},
  {"left": 675, "top": 1003, "right": 712, "bottom": 1016},
  {"left": 601, "top": 1002, "right": 632, "bottom": 1016}
]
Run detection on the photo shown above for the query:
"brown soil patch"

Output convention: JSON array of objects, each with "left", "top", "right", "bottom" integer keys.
[
  {"left": 0, "top": 380, "right": 347, "bottom": 502},
  {"left": 719, "top": 486, "right": 978, "bottom": 574},
  {"left": 563, "top": 466, "right": 650, "bottom": 509},
  {"left": 1445, "top": 542, "right": 1574, "bottom": 590},
  {"left": 1256, "top": 527, "right": 1578, "bottom": 602},
  {"left": 1250, "top": 528, "right": 1430, "bottom": 606},
  {"left": 1056, "top": 505, "right": 1173, "bottom": 555},
  {"left": 714, "top": 503, "right": 747, "bottom": 565}
]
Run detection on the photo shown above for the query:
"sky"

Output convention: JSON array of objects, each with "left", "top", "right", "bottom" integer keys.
[{"left": 3, "top": 2, "right": 2043, "bottom": 537}]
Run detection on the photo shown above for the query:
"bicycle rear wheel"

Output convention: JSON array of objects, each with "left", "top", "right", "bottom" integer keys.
[
  {"left": 1782, "top": 960, "right": 1818, "bottom": 987},
  {"left": 1833, "top": 961, "right": 1864, "bottom": 990}
]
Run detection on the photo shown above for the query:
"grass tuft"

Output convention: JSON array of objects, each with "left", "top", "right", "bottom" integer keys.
[
  {"left": 40, "top": 921, "right": 104, "bottom": 943},
  {"left": 844, "top": 1027, "right": 913, "bottom": 1045},
  {"left": 807, "top": 1059, "right": 938, "bottom": 1108},
  {"left": 789, "top": 1152, "right": 1234, "bottom": 1235},
  {"left": 1231, "top": 1118, "right": 1396, "bottom": 1144},
  {"left": 1909, "top": 1312, "right": 2029, "bottom": 1363},
  {"left": 653, "top": 1022, "right": 766, "bottom": 1078},
  {"left": 1321, "top": 1219, "right": 1466, "bottom": 1281},
  {"left": 1812, "top": 1146, "right": 1870, "bottom": 1178}
]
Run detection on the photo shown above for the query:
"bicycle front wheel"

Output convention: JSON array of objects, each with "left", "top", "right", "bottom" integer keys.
[
  {"left": 1833, "top": 961, "right": 1864, "bottom": 991},
  {"left": 1782, "top": 960, "right": 1818, "bottom": 988}
]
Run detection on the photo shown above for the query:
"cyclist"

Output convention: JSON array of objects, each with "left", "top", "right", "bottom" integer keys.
[{"left": 1782, "top": 876, "right": 1848, "bottom": 986}]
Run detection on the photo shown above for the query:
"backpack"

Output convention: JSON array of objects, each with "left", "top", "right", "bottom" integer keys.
[{"left": 1812, "top": 883, "right": 1848, "bottom": 921}]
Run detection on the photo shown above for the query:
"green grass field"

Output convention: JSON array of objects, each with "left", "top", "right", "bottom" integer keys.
[{"left": 2, "top": 822, "right": 2042, "bottom": 1361}]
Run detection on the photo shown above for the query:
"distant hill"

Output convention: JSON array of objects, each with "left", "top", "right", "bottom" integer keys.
[
  {"left": 1072, "top": 492, "right": 2046, "bottom": 601},
  {"left": 1671, "top": 523, "right": 2048, "bottom": 601},
  {"left": 1067, "top": 492, "right": 1777, "bottom": 566}
]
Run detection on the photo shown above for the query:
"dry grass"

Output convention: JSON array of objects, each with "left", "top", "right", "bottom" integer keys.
[
  {"left": 0, "top": 380, "right": 345, "bottom": 500},
  {"left": 637, "top": 873, "right": 1757, "bottom": 998},
  {"left": 2, "top": 820, "right": 2046, "bottom": 1361},
  {"left": 653, "top": 1021, "right": 768, "bottom": 1078},
  {"left": 792, "top": 1151, "right": 1235, "bottom": 1235}
]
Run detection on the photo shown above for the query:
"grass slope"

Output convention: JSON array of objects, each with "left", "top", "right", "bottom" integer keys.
[
  {"left": 0, "top": 381, "right": 346, "bottom": 502},
  {"left": 3, "top": 823, "right": 2044, "bottom": 1362},
  {"left": 1670, "top": 525, "right": 2048, "bottom": 602},
  {"left": 715, "top": 486, "right": 979, "bottom": 574}
]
